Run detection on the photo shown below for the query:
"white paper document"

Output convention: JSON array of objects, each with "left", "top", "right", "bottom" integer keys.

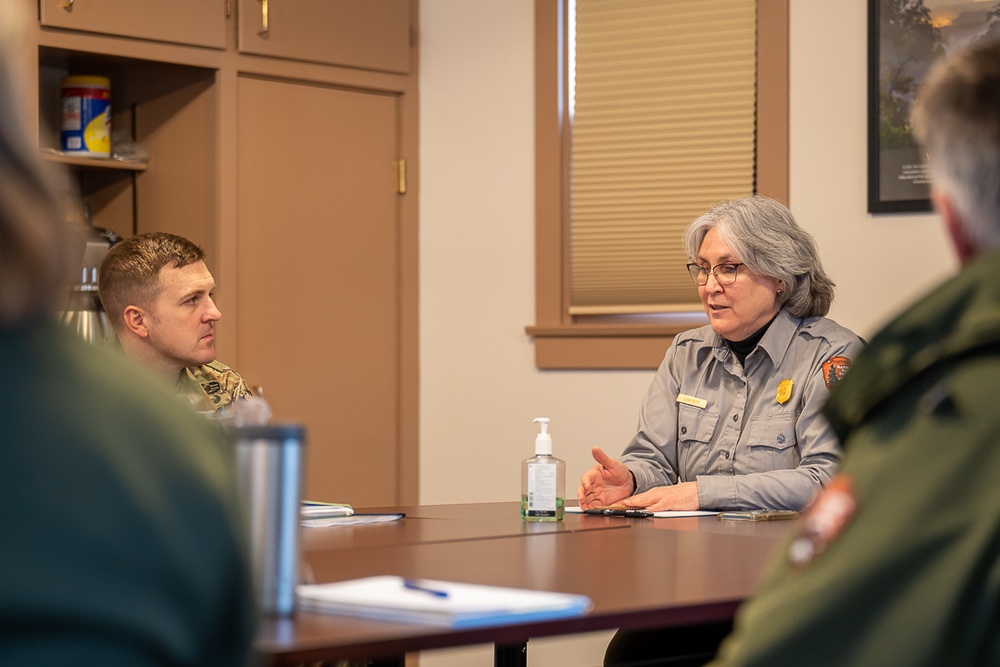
[{"left": 297, "top": 575, "right": 592, "bottom": 628}]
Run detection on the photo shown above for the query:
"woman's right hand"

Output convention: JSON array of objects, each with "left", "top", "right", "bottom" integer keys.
[{"left": 577, "top": 447, "right": 634, "bottom": 509}]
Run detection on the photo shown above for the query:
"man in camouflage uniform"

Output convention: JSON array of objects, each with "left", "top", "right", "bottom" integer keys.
[{"left": 99, "top": 232, "right": 252, "bottom": 413}]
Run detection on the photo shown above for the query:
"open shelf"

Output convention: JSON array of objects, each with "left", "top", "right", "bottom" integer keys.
[
  {"left": 41, "top": 151, "right": 148, "bottom": 172},
  {"left": 37, "top": 45, "right": 217, "bottom": 246}
]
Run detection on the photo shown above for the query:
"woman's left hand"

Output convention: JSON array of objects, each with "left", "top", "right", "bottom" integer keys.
[{"left": 623, "top": 481, "right": 700, "bottom": 511}]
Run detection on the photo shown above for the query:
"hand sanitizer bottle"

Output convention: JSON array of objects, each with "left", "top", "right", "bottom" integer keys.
[{"left": 521, "top": 417, "right": 565, "bottom": 521}]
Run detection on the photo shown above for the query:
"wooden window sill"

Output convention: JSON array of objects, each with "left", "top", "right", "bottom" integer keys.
[{"left": 525, "top": 323, "right": 691, "bottom": 370}]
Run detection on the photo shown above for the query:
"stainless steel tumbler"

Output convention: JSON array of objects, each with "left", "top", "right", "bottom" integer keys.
[{"left": 230, "top": 424, "right": 306, "bottom": 616}]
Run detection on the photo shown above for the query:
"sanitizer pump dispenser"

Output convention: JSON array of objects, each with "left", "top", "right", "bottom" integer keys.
[{"left": 521, "top": 417, "right": 566, "bottom": 521}]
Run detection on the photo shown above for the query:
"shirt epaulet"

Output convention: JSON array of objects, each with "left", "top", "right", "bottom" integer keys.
[
  {"left": 674, "top": 324, "right": 713, "bottom": 347},
  {"left": 797, "top": 316, "right": 857, "bottom": 345}
]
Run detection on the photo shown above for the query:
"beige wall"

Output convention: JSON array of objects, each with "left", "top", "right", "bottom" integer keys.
[
  {"left": 417, "top": 1, "right": 958, "bottom": 665},
  {"left": 788, "top": 1, "right": 955, "bottom": 336},
  {"left": 419, "top": 0, "right": 652, "bottom": 506}
]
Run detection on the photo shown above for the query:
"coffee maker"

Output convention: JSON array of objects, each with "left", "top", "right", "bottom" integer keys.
[{"left": 61, "top": 222, "right": 120, "bottom": 343}]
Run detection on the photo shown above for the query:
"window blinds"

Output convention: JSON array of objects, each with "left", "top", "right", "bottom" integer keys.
[{"left": 570, "top": 0, "right": 757, "bottom": 314}]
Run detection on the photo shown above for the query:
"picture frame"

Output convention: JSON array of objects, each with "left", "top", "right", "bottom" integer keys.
[{"left": 867, "top": 0, "right": 999, "bottom": 214}]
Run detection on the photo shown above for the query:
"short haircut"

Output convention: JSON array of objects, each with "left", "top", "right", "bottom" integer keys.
[
  {"left": 684, "top": 196, "right": 835, "bottom": 318},
  {"left": 98, "top": 232, "right": 206, "bottom": 331},
  {"left": 911, "top": 38, "right": 1000, "bottom": 251}
]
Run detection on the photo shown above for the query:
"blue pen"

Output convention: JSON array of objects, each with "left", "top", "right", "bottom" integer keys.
[{"left": 403, "top": 579, "right": 450, "bottom": 598}]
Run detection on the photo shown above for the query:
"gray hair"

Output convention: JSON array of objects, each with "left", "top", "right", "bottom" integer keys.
[
  {"left": 911, "top": 38, "right": 1000, "bottom": 251},
  {"left": 684, "top": 196, "right": 835, "bottom": 318},
  {"left": 0, "top": 3, "right": 75, "bottom": 327}
]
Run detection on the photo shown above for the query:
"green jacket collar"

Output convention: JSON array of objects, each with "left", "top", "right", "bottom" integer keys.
[{"left": 824, "top": 248, "right": 1000, "bottom": 441}]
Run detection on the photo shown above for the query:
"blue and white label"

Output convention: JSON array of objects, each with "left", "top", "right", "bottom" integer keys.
[{"left": 527, "top": 463, "right": 557, "bottom": 515}]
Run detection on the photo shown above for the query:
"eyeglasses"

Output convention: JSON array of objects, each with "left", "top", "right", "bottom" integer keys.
[{"left": 686, "top": 262, "right": 744, "bottom": 286}]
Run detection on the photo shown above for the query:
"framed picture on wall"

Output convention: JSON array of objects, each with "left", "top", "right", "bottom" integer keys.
[{"left": 867, "top": 0, "right": 1000, "bottom": 214}]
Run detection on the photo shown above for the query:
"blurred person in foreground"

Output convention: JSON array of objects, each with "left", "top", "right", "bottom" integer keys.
[
  {"left": 99, "top": 231, "right": 253, "bottom": 413},
  {"left": 0, "top": 5, "right": 255, "bottom": 665},
  {"left": 711, "top": 37, "right": 1000, "bottom": 666},
  {"left": 580, "top": 196, "right": 864, "bottom": 667}
]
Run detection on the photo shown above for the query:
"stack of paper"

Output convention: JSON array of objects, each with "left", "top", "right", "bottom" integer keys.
[
  {"left": 301, "top": 501, "right": 354, "bottom": 519},
  {"left": 297, "top": 575, "right": 592, "bottom": 628},
  {"left": 302, "top": 513, "right": 404, "bottom": 528}
]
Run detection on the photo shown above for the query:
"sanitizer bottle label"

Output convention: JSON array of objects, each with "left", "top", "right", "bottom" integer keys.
[{"left": 527, "top": 463, "right": 557, "bottom": 516}]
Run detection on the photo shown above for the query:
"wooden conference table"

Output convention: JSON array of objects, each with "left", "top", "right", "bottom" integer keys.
[{"left": 254, "top": 502, "right": 796, "bottom": 666}]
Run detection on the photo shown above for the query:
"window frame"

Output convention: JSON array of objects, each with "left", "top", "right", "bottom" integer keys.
[{"left": 527, "top": 0, "right": 789, "bottom": 370}]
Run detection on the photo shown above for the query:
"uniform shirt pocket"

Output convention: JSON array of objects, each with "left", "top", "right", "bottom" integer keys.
[
  {"left": 746, "top": 414, "right": 800, "bottom": 472},
  {"left": 677, "top": 404, "right": 720, "bottom": 474}
]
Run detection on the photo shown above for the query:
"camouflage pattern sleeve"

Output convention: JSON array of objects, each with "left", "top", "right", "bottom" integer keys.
[{"left": 183, "top": 361, "right": 253, "bottom": 412}]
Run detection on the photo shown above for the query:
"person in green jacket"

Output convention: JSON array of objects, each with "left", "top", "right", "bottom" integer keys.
[
  {"left": 0, "top": 5, "right": 256, "bottom": 665},
  {"left": 710, "top": 37, "right": 1000, "bottom": 666}
]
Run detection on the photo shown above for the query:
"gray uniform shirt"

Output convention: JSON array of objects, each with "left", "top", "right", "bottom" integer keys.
[{"left": 622, "top": 308, "right": 864, "bottom": 510}]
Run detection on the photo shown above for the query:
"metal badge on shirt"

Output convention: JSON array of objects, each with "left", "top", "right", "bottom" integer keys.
[{"left": 776, "top": 379, "right": 794, "bottom": 404}]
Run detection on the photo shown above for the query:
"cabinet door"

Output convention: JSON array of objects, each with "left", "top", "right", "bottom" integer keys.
[
  {"left": 237, "top": 76, "right": 402, "bottom": 506},
  {"left": 238, "top": 0, "right": 412, "bottom": 74},
  {"left": 39, "top": 0, "right": 226, "bottom": 49}
]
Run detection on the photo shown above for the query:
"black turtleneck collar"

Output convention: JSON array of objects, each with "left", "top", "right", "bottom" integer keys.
[{"left": 727, "top": 312, "right": 779, "bottom": 365}]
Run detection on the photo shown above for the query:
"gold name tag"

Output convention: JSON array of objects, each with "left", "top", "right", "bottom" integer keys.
[{"left": 676, "top": 393, "right": 708, "bottom": 410}]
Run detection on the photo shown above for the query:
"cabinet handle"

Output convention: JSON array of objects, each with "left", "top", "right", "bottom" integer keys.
[
  {"left": 258, "top": 0, "right": 269, "bottom": 36},
  {"left": 61, "top": 0, "right": 74, "bottom": 9}
]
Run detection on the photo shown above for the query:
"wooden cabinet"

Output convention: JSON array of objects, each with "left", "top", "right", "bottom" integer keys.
[
  {"left": 237, "top": 0, "right": 412, "bottom": 74},
  {"left": 26, "top": 0, "right": 419, "bottom": 505},
  {"left": 39, "top": 0, "right": 227, "bottom": 49}
]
